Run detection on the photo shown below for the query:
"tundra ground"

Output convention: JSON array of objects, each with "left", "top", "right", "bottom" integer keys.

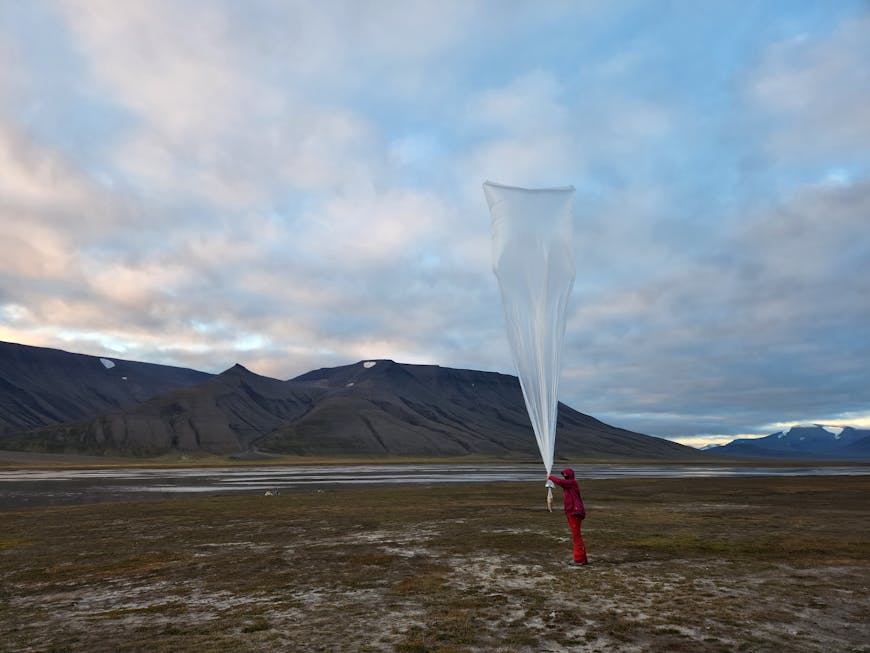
[{"left": 1, "top": 475, "right": 868, "bottom": 652}]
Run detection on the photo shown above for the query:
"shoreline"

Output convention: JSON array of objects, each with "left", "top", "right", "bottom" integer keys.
[{"left": 1, "top": 447, "right": 868, "bottom": 471}]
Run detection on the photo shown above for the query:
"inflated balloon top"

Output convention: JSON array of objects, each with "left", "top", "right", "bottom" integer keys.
[{"left": 483, "top": 181, "right": 576, "bottom": 498}]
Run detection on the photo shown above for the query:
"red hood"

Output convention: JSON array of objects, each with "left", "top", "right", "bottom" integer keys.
[{"left": 561, "top": 468, "right": 575, "bottom": 479}]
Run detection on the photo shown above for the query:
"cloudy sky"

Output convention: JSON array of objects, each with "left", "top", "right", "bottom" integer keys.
[{"left": 1, "top": 1, "right": 868, "bottom": 447}]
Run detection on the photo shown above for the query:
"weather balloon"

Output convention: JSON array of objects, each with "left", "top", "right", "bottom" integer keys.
[{"left": 483, "top": 181, "right": 576, "bottom": 509}]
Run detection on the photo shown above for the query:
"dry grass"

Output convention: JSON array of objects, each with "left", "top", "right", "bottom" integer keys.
[{"left": 1, "top": 476, "right": 868, "bottom": 652}]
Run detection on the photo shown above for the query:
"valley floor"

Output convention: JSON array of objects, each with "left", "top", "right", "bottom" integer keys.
[{"left": 1, "top": 476, "right": 868, "bottom": 652}]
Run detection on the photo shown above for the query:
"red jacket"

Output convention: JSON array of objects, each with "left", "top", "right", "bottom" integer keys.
[{"left": 548, "top": 468, "right": 585, "bottom": 518}]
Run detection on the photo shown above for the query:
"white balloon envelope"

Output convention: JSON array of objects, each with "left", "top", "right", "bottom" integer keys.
[{"left": 483, "top": 181, "right": 576, "bottom": 504}]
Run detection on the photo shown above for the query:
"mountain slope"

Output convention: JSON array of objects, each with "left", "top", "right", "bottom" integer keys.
[
  {"left": 841, "top": 433, "right": 870, "bottom": 457},
  {"left": 3, "top": 364, "right": 327, "bottom": 454},
  {"left": 263, "top": 359, "right": 699, "bottom": 459},
  {"left": 0, "top": 340, "right": 212, "bottom": 435}
]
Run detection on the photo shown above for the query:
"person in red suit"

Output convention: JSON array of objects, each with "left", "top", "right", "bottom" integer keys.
[{"left": 548, "top": 467, "right": 588, "bottom": 566}]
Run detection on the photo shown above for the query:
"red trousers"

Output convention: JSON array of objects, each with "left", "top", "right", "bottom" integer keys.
[{"left": 567, "top": 514, "right": 587, "bottom": 563}]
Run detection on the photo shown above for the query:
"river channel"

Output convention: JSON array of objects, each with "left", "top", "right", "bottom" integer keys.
[{"left": 1, "top": 463, "right": 868, "bottom": 508}]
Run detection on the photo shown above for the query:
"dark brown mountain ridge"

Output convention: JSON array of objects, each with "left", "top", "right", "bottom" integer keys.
[{"left": 0, "top": 343, "right": 703, "bottom": 459}]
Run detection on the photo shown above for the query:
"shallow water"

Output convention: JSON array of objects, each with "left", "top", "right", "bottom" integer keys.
[{"left": 1, "top": 463, "right": 868, "bottom": 508}]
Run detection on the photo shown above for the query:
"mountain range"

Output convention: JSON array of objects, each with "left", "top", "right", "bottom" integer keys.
[
  {"left": 706, "top": 425, "right": 870, "bottom": 460},
  {"left": 3, "top": 341, "right": 867, "bottom": 461},
  {"left": 0, "top": 340, "right": 700, "bottom": 460}
]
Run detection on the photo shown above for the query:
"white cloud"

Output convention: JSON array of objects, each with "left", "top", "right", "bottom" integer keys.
[
  {"left": 59, "top": 0, "right": 250, "bottom": 138},
  {"left": 0, "top": 124, "right": 101, "bottom": 214},
  {"left": 461, "top": 71, "right": 578, "bottom": 190},
  {"left": 748, "top": 14, "right": 870, "bottom": 161},
  {"left": 470, "top": 71, "right": 568, "bottom": 133},
  {"left": 57, "top": 0, "right": 388, "bottom": 205},
  {"left": 291, "top": 188, "right": 446, "bottom": 267},
  {"left": 668, "top": 435, "right": 738, "bottom": 448},
  {"left": 0, "top": 124, "right": 129, "bottom": 285}
]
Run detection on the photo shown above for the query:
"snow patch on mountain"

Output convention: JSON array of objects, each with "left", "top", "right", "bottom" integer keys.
[{"left": 820, "top": 425, "right": 845, "bottom": 438}]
